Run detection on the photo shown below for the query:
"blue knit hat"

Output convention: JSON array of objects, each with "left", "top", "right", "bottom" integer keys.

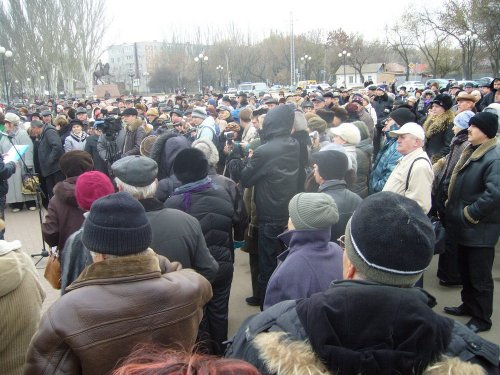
[
  {"left": 453, "top": 110, "right": 474, "bottom": 130},
  {"left": 82, "top": 192, "right": 152, "bottom": 255}
]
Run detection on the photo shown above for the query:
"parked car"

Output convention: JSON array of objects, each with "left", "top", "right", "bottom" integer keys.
[
  {"left": 226, "top": 87, "right": 237, "bottom": 95},
  {"left": 476, "top": 77, "right": 494, "bottom": 87},
  {"left": 305, "top": 84, "right": 323, "bottom": 94},
  {"left": 270, "top": 85, "right": 283, "bottom": 91},
  {"left": 424, "top": 79, "right": 449, "bottom": 89},
  {"left": 455, "top": 80, "right": 479, "bottom": 88},
  {"left": 237, "top": 82, "right": 269, "bottom": 95},
  {"left": 397, "top": 81, "right": 425, "bottom": 92}
]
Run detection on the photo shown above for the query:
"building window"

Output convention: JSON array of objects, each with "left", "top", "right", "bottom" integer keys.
[
  {"left": 348, "top": 76, "right": 354, "bottom": 84},
  {"left": 367, "top": 75, "right": 372, "bottom": 81}
]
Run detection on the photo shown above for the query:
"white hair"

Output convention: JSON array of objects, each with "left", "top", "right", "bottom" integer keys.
[{"left": 114, "top": 177, "right": 157, "bottom": 200}]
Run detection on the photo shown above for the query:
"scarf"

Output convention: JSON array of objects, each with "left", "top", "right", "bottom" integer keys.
[
  {"left": 70, "top": 130, "right": 88, "bottom": 142},
  {"left": 173, "top": 176, "right": 213, "bottom": 212}
]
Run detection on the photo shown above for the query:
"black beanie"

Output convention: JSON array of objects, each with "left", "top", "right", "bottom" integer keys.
[
  {"left": 312, "top": 150, "right": 349, "bottom": 180},
  {"left": 431, "top": 94, "right": 453, "bottom": 111},
  {"left": 389, "top": 108, "right": 416, "bottom": 126},
  {"left": 345, "top": 192, "right": 434, "bottom": 287},
  {"left": 173, "top": 148, "right": 209, "bottom": 184},
  {"left": 82, "top": 192, "right": 152, "bottom": 255},
  {"left": 469, "top": 112, "right": 498, "bottom": 139},
  {"left": 59, "top": 150, "right": 94, "bottom": 178}
]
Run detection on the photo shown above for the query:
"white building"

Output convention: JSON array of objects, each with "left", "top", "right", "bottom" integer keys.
[
  {"left": 107, "top": 41, "right": 165, "bottom": 94},
  {"left": 335, "top": 63, "right": 405, "bottom": 89}
]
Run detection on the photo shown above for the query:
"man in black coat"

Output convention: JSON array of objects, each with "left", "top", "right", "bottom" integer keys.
[
  {"left": 240, "top": 104, "right": 300, "bottom": 307},
  {"left": 30, "top": 119, "right": 64, "bottom": 206},
  {"left": 444, "top": 112, "right": 500, "bottom": 333}
]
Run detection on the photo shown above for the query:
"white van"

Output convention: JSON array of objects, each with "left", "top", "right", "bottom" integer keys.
[{"left": 237, "top": 82, "right": 269, "bottom": 94}]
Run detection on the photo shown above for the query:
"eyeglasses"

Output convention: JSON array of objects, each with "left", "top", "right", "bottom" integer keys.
[{"left": 337, "top": 235, "right": 345, "bottom": 250}]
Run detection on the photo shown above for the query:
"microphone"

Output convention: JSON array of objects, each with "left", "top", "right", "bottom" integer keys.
[{"left": 0, "top": 131, "right": 14, "bottom": 138}]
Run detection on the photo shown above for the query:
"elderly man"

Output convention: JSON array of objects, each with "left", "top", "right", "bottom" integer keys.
[
  {"left": 226, "top": 192, "right": 499, "bottom": 374},
  {"left": 455, "top": 91, "right": 478, "bottom": 114},
  {"left": 111, "top": 155, "right": 218, "bottom": 283},
  {"left": 191, "top": 106, "right": 218, "bottom": 145},
  {"left": 383, "top": 122, "right": 433, "bottom": 213},
  {"left": 444, "top": 112, "right": 500, "bottom": 333},
  {"left": 24, "top": 192, "right": 212, "bottom": 374}
]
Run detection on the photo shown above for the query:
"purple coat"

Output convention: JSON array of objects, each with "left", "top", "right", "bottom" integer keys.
[{"left": 263, "top": 228, "right": 343, "bottom": 310}]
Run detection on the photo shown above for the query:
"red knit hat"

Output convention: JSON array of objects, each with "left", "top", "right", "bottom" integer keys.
[{"left": 75, "top": 171, "right": 115, "bottom": 211}]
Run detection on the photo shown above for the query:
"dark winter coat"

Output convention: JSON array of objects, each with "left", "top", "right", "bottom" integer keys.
[
  {"left": 58, "top": 124, "right": 72, "bottom": 146},
  {"left": 291, "top": 130, "right": 310, "bottom": 193},
  {"left": 0, "top": 155, "right": 15, "bottom": 197},
  {"left": 263, "top": 228, "right": 343, "bottom": 310},
  {"left": 37, "top": 123, "right": 64, "bottom": 177},
  {"left": 140, "top": 197, "right": 219, "bottom": 283},
  {"left": 446, "top": 138, "right": 500, "bottom": 247},
  {"left": 165, "top": 182, "right": 237, "bottom": 252},
  {"left": 84, "top": 134, "right": 108, "bottom": 175},
  {"left": 150, "top": 132, "right": 191, "bottom": 180},
  {"left": 240, "top": 105, "right": 300, "bottom": 222},
  {"left": 318, "top": 179, "right": 362, "bottom": 242},
  {"left": 60, "top": 227, "right": 92, "bottom": 294},
  {"left": 97, "top": 119, "right": 146, "bottom": 162},
  {"left": 42, "top": 177, "right": 85, "bottom": 253},
  {"left": 372, "top": 93, "right": 394, "bottom": 123},
  {"left": 227, "top": 281, "right": 500, "bottom": 375},
  {"left": 423, "top": 110, "right": 454, "bottom": 164},
  {"left": 353, "top": 138, "right": 373, "bottom": 198}
]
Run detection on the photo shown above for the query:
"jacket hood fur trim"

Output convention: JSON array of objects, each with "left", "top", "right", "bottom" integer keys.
[
  {"left": 253, "top": 331, "right": 331, "bottom": 375},
  {"left": 423, "top": 110, "right": 454, "bottom": 138},
  {"left": 126, "top": 118, "right": 143, "bottom": 132}
]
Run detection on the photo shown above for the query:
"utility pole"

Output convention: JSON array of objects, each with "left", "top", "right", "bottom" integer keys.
[{"left": 290, "top": 12, "right": 296, "bottom": 87}]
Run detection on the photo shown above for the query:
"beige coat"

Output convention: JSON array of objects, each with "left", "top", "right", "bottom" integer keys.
[
  {"left": 383, "top": 148, "right": 433, "bottom": 213},
  {"left": 0, "top": 243, "right": 45, "bottom": 375}
]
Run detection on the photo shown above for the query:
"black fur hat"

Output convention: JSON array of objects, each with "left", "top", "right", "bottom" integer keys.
[{"left": 173, "top": 148, "right": 209, "bottom": 184}]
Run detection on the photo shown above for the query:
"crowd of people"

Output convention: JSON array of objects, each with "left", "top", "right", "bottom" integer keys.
[{"left": 0, "top": 77, "right": 499, "bottom": 374}]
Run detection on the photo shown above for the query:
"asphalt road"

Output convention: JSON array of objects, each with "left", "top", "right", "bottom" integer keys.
[{"left": 5, "top": 207, "right": 499, "bottom": 345}]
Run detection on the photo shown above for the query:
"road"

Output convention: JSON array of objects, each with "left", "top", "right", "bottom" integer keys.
[{"left": 5, "top": 207, "right": 499, "bottom": 345}]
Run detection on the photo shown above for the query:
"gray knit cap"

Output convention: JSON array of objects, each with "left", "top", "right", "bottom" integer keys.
[{"left": 288, "top": 193, "right": 339, "bottom": 230}]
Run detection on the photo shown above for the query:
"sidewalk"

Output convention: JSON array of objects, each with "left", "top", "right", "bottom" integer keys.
[{"left": 5, "top": 207, "right": 499, "bottom": 343}]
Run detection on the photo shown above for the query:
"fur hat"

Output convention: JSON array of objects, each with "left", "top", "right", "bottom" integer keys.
[
  {"left": 111, "top": 155, "right": 158, "bottom": 187},
  {"left": 75, "top": 171, "right": 115, "bottom": 211},
  {"left": 312, "top": 150, "right": 349, "bottom": 180},
  {"left": 456, "top": 91, "right": 478, "bottom": 103},
  {"left": 345, "top": 192, "right": 434, "bottom": 286},
  {"left": 308, "top": 116, "right": 327, "bottom": 133},
  {"left": 289, "top": 193, "right": 339, "bottom": 230},
  {"left": 431, "top": 94, "right": 453, "bottom": 111},
  {"left": 469, "top": 112, "right": 499, "bottom": 139},
  {"left": 330, "top": 122, "right": 361, "bottom": 145},
  {"left": 146, "top": 108, "right": 159, "bottom": 116},
  {"left": 82, "top": 192, "right": 152, "bottom": 255},
  {"left": 315, "top": 109, "right": 335, "bottom": 124},
  {"left": 192, "top": 139, "right": 219, "bottom": 166},
  {"left": 389, "top": 107, "right": 416, "bottom": 126},
  {"left": 59, "top": 150, "right": 93, "bottom": 178},
  {"left": 121, "top": 108, "right": 138, "bottom": 116},
  {"left": 453, "top": 110, "right": 475, "bottom": 130},
  {"left": 293, "top": 110, "right": 308, "bottom": 132},
  {"left": 173, "top": 148, "right": 209, "bottom": 184}
]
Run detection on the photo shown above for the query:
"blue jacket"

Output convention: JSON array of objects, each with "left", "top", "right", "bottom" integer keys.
[
  {"left": 263, "top": 228, "right": 343, "bottom": 310},
  {"left": 369, "top": 126, "right": 401, "bottom": 194}
]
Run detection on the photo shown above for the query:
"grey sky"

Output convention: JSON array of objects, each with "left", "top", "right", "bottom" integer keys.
[{"left": 103, "top": 0, "right": 441, "bottom": 48}]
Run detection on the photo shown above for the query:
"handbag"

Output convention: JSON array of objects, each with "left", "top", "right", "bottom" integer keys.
[
  {"left": 22, "top": 173, "right": 39, "bottom": 195},
  {"left": 44, "top": 250, "right": 61, "bottom": 289},
  {"left": 431, "top": 217, "right": 446, "bottom": 255}
]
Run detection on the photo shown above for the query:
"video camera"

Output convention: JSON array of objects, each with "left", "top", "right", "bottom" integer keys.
[{"left": 102, "top": 115, "right": 122, "bottom": 141}]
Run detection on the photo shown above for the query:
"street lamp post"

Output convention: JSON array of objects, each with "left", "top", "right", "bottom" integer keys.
[
  {"left": 0, "top": 46, "right": 13, "bottom": 107},
  {"left": 40, "top": 75, "right": 45, "bottom": 99},
  {"left": 143, "top": 72, "right": 150, "bottom": 95},
  {"left": 194, "top": 53, "right": 208, "bottom": 94},
  {"left": 216, "top": 65, "right": 224, "bottom": 90},
  {"left": 27, "top": 77, "right": 33, "bottom": 102},
  {"left": 128, "top": 70, "right": 135, "bottom": 96},
  {"left": 300, "top": 54, "right": 312, "bottom": 80},
  {"left": 462, "top": 30, "right": 478, "bottom": 80},
  {"left": 338, "top": 50, "right": 351, "bottom": 88}
]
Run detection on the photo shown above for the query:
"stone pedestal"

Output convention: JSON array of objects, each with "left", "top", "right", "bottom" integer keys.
[{"left": 93, "top": 84, "right": 120, "bottom": 98}]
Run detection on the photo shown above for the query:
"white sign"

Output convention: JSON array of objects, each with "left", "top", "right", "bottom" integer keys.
[{"left": 133, "top": 79, "right": 140, "bottom": 87}]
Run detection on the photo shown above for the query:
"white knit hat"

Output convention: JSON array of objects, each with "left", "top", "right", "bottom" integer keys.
[{"left": 330, "top": 123, "right": 361, "bottom": 145}]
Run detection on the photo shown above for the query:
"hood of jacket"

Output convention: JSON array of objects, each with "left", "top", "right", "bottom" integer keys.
[
  {"left": 357, "top": 137, "right": 374, "bottom": 154},
  {"left": 53, "top": 176, "right": 79, "bottom": 207},
  {"left": 260, "top": 104, "right": 295, "bottom": 142},
  {"left": 150, "top": 132, "right": 191, "bottom": 178},
  {"left": 0, "top": 244, "right": 34, "bottom": 297},
  {"left": 423, "top": 110, "right": 454, "bottom": 138},
  {"left": 192, "top": 138, "right": 219, "bottom": 167},
  {"left": 295, "top": 280, "right": 454, "bottom": 374}
]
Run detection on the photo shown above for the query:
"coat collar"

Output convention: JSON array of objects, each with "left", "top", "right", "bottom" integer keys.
[
  {"left": 466, "top": 137, "right": 498, "bottom": 162},
  {"left": 139, "top": 197, "right": 164, "bottom": 212},
  {"left": 318, "top": 179, "right": 346, "bottom": 191},
  {"left": 66, "top": 249, "right": 161, "bottom": 292}
]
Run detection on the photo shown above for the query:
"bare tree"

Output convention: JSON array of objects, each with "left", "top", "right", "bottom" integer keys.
[{"left": 385, "top": 21, "right": 415, "bottom": 80}]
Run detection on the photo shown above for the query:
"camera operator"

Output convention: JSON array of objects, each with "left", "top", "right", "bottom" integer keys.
[
  {"left": 84, "top": 120, "right": 108, "bottom": 175},
  {"left": 97, "top": 108, "right": 146, "bottom": 170}
]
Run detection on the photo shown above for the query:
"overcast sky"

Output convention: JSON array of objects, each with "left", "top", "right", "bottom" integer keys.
[{"left": 103, "top": 0, "right": 442, "bottom": 48}]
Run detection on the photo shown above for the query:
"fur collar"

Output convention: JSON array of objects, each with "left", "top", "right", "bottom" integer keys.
[
  {"left": 126, "top": 118, "right": 143, "bottom": 132},
  {"left": 423, "top": 110, "right": 454, "bottom": 138},
  {"left": 253, "top": 332, "right": 331, "bottom": 375}
]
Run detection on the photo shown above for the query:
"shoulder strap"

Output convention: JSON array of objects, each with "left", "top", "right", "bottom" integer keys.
[{"left": 405, "top": 157, "right": 432, "bottom": 191}]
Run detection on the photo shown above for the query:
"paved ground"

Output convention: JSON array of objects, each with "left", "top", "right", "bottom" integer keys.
[{"left": 5, "top": 207, "right": 499, "bottom": 344}]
